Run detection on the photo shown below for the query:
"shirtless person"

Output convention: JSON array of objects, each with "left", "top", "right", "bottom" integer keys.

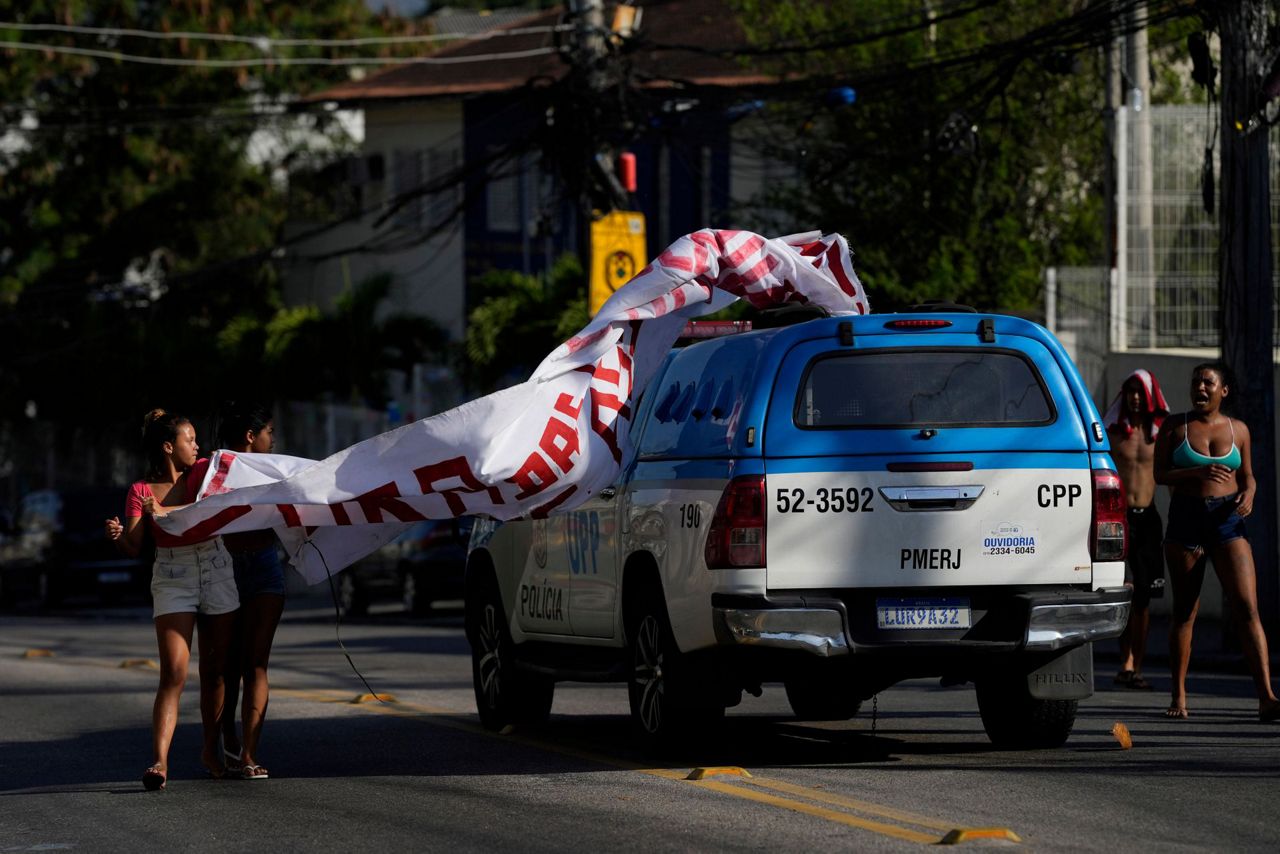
[{"left": 1104, "top": 369, "right": 1169, "bottom": 690}]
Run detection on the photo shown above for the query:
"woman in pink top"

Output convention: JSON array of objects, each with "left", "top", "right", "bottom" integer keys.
[{"left": 105, "top": 409, "right": 239, "bottom": 790}]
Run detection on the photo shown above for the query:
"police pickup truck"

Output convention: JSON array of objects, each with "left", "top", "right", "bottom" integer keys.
[{"left": 465, "top": 306, "right": 1130, "bottom": 748}]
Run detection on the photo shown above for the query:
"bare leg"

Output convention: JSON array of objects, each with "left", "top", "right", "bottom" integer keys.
[
  {"left": 1130, "top": 605, "right": 1151, "bottom": 677},
  {"left": 222, "top": 610, "right": 244, "bottom": 759},
  {"left": 1210, "top": 538, "right": 1280, "bottom": 719},
  {"left": 1165, "top": 543, "right": 1205, "bottom": 717},
  {"left": 240, "top": 593, "right": 285, "bottom": 771},
  {"left": 196, "top": 611, "right": 239, "bottom": 775},
  {"left": 151, "top": 613, "right": 197, "bottom": 779}
]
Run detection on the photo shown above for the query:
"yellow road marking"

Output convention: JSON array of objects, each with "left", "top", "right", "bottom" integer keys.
[
  {"left": 59, "top": 658, "right": 1010, "bottom": 845},
  {"left": 23, "top": 648, "right": 55, "bottom": 658},
  {"left": 272, "top": 689, "right": 993, "bottom": 845}
]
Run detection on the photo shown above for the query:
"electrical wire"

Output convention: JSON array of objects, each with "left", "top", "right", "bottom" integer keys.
[
  {"left": 0, "top": 39, "right": 563, "bottom": 68},
  {"left": 0, "top": 20, "right": 570, "bottom": 48}
]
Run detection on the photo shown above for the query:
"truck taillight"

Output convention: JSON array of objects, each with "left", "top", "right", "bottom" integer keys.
[
  {"left": 1091, "top": 470, "right": 1127, "bottom": 561},
  {"left": 705, "top": 475, "right": 766, "bottom": 568}
]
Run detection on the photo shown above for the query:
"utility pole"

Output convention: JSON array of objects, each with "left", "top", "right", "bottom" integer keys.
[
  {"left": 1126, "top": 5, "right": 1155, "bottom": 348},
  {"left": 1218, "top": 0, "right": 1278, "bottom": 637}
]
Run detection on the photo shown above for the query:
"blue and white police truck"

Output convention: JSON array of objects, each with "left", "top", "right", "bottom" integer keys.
[{"left": 465, "top": 306, "right": 1130, "bottom": 748}]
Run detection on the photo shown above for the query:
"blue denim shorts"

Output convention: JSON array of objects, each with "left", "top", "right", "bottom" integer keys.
[
  {"left": 1165, "top": 492, "right": 1248, "bottom": 552},
  {"left": 230, "top": 543, "right": 287, "bottom": 599}
]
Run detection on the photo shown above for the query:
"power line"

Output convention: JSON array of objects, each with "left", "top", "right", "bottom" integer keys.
[
  {"left": 0, "top": 39, "right": 562, "bottom": 68},
  {"left": 0, "top": 20, "right": 569, "bottom": 48}
]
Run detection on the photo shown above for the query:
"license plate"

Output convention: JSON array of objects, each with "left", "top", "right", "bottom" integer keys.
[
  {"left": 876, "top": 597, "right": 971, "bottom": 630},
  {"left": 97, "top": 571, "right": 131, "bottom": 584}
]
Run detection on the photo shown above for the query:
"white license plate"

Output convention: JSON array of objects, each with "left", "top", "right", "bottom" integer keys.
[
  {"left": 876, "top": 597, "right": 971, "bottom": 630},
  {"left": 97, "top": 571, "right": 131, "bottom": 584}
]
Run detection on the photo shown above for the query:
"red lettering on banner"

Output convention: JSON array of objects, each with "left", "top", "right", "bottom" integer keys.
[
  {"left": 508, "top": 450, "right": 559, "bottom": 500},
  {"left": 825, "top": 242, "right": 858, "bottom": 297},
  {"left": 539, "top": 412, "right": 580, "bottom": 472},
  {"left": 414, "top": 456, "right": 505, "bottom": 517},
  {"left": 355, "top": 482, "right": 428, "bottom": 524},
  {"left": 204, "top": 452, "right": 238, "bottom": 496},
  {"left": 278, "top": 504, "right": 302, "bottom": 528},
  {"left": 180, "top": 505, "right": 253, "bottom": 539},
  {"left": 657, "top": 246, "right": 694, "bottom": 273}
]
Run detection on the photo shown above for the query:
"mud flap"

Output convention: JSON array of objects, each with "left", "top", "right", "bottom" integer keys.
[{"left": 1026, "top": 643, "right": 1093, "bottom": 700}]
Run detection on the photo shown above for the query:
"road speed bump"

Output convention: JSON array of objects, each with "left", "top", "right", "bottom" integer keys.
[
  {"left": 687, "top": 766, "right": 753, "bottom": 781},
  {"left": 23, "top": 648, "right": 55, "bottom": 658},
  {"left": 119, "top": 659, "right": 158, "bottom": 669},
  {"left": 940, "top": 827, "right": 1021, "bottom": 845},
  {"left": 351, "top": 693, "right": 397, "bottom": 704}
]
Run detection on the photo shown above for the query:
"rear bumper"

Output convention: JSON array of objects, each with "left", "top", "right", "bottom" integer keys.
[{"left": 712, "top": 587, "right": 1131, "bottom": 657}]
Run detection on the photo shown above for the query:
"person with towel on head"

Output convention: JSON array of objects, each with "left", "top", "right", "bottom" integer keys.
[{"left": 1103, "top": 369, "right": 1169, "bottom": 691}]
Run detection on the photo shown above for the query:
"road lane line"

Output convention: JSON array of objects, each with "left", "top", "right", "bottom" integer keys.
[{"left": 273, "top": 689, "right": 978, "bottom": 845}]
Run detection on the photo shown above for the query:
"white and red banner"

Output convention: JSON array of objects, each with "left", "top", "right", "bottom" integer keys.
[{"left": 158, "top": 229, "right": 869, "bottom": 583}]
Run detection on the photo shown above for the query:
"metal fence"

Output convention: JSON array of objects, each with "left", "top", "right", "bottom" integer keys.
[{"left": 1115, "top": 103, "right": 1280, "bottom": 350}]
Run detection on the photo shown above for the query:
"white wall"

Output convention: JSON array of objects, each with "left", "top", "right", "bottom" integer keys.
[{"left": 283, "top": 100, "right": 468, "bottom": 340}]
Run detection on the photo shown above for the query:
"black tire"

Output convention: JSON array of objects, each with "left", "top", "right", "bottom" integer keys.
[
  {"left": 467, "top": 572, "right": 553, "bottom": 731},
  {"left": 976, "top": 675, "right": 1077, "bottom": 749},
  {"left": 784, "top": 679, "right": 862, "bottom": 721},
  {"left": 337, "top": 573, "right": 367, "bottom": 617},
  {"left": 626, "top": 586, "right": 724, "bottom": 750}
]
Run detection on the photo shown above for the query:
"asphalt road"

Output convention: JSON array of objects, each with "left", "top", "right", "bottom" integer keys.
[{"left": 2, "top": 595, "right": 1279, "bottom": 852}]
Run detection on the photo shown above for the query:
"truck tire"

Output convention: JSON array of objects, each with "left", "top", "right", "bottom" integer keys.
[
  {"left": 467, "top": 572, "right": 553, "bottom": 731},
  {"left": 976, "top": 675, "right": 1077, "bottom": 749},
  {"left": 626, "top": 585, "right": 724, "bottom": 750},
  {"left": 784, "top": 679, "right": 862, "bottom": 721}
]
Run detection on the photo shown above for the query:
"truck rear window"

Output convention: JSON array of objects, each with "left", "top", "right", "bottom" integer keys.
[{"left": 795, "top": 349, "right": 1054, "bottom": 428}]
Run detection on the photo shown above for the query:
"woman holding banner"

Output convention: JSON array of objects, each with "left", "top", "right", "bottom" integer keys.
[{"left": 106, "top": 409, "right": 239, "bottom": 790}]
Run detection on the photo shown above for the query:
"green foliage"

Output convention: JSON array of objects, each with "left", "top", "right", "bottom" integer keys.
[
  {"left": 0, "top": 0, "right": 425, "bottom": 439},
  {"left": 730, "top": 0, "right": 1128, "bottom": 313},
  {"left": 464, "top": 255, "right": 588, "bottom": 391}
]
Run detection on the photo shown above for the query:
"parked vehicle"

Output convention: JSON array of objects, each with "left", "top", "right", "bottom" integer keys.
[
  {"left": 0, "top": 487, "right": 150, "bottom": 608},
  {"left": 465, "top": 306, "right": 1131, "bottom": 748},
  {"left": 336, "top": 517, "right": 473, "bottom": 616}
]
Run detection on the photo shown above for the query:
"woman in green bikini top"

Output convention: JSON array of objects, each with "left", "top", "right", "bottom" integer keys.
[
  {"left": 1170, "top": 413, "right": 1242, "bottom": 472},
  {"left": 1152, "top": 361, "right": 1279, "bottom": 725}
]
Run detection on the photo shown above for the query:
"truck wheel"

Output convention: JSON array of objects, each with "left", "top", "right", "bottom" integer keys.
[
  {"left": 626, "top": 588, "right": 723, "bottom": 749},
  {"left": 976, "top": 676, "right": 1077, "bottom": 749},
  {"left": 784, "top": 679, "right": 862, "bottom": 721},
  {"left": 467, "top": 574, "right": 553, "bottom": 731}
]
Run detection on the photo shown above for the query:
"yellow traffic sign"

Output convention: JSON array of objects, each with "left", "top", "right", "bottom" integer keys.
[{"left": 590, "top": 210, "right": 647, "bottom": 316}]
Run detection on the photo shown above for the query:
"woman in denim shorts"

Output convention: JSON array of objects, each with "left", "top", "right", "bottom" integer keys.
[
  {"left": 1154, "top": 363, "right": 1280, "bottom": 722},
  {"left": 215, "top": 402, "right": 287, "bottom": 782},
  {"left": 105, "top": 409, "right": 239, "bottom": 790}
]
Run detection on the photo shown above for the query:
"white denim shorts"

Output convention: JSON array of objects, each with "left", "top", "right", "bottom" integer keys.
[{"left": 151, "top": 538, "right": 240, "bottom": 618}]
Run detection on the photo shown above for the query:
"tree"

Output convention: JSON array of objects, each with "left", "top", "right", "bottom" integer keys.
[
  {"left": 0, "top": 1, "right": 425, "bottom": 475},
  {"left": 464, "top": 255, "right": 590, "bottom": 392},
  {"left": 728, "top": 0, "right": 1189, "bottom": 312}
]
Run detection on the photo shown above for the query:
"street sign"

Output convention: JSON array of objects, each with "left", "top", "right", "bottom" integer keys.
[{"left": 589, "top": 210, "right": 647, "bottom": 316}]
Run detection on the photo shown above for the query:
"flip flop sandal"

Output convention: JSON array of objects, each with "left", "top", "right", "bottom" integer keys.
[
  {"left": 1127, "top": 674, "right": 1155, "bottom": 690},
  {"left": 142, "top": 765, "right": 167, "bottom": 791},
  {"left": 224, "top": 749, "right": 244, "bottom": 773},
  {"left": 242, "top": 764, "right": 269, "bottom": 781},
  {"left": 1113, "top": 670, "right": 1135, "bottom": 686}
]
